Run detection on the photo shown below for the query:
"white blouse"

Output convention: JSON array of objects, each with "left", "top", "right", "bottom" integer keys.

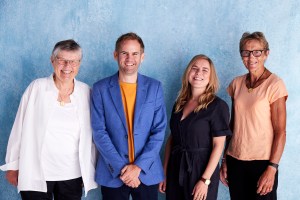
[{"left": 42, "top": 102, "right": 81, "bottom": 181}]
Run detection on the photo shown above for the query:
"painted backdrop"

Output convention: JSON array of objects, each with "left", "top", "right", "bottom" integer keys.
[{"left": 0, "top": 0, "right": 299, "bottom": 199}]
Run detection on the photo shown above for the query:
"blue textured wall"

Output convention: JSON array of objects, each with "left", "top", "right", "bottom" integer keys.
[{"left": 1, "top": 1, "right": 299, "bottom": 199}]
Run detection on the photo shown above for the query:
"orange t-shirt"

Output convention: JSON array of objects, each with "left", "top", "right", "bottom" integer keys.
[
  {"left": 120, "top": 81, "right": 137, "bottom": 163},
  {"left": 227, "top": 73, "right": 288, "bottom": 160}
]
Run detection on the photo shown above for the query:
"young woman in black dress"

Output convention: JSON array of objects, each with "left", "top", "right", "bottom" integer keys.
[{"left": 159, "top": 54, "right": 231, "bottom": 200}]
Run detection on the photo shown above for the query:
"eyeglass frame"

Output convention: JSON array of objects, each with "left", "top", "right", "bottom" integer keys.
[
  {"left": 240, "top": 49, "right": 268, "bottom": 57},
  {"left": 55, "top": 56, "right": 81, "bottom": 66}
]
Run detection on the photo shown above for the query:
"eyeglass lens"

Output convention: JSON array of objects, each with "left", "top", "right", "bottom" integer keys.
[
  {"left": 241, "top": 50, "right": 264, "bottom": 57},
  {"left": 56, "top": 57, "right": 80, "bottom": 66}
]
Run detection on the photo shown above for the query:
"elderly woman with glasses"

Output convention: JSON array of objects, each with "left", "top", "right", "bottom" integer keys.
[
  {"left": 0, "top": 39, "right": 97, "bottom": 200},
  {"left": 220, "top": 32, "right": 288, "bottom": 200}
]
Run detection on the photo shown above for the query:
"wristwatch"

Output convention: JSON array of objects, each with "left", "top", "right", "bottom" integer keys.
[{"left": 201, "top": 177, "right": 211, "bottom": 185}]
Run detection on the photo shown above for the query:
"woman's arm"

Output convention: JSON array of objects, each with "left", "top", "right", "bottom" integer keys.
[
  {"left": 269, "top": 96, "right": 287, "bottom": 166},
  {"left": 257, "top": 96, "right": 287, "bottom": 195},
  {"left": 203, "top": 136, "right": 226, "bottom": 179},
  {"left": 220, "top": 98, "right": 234, "bottom": 186},
  {"left": 158, "top": 135, "right": 173, "bottom": 193},
  {"left": 192, "top": 136, "right": 226, "bottom": 200},
  {"left": 0, "top": 81, "right": 36, "bottom": 186}
]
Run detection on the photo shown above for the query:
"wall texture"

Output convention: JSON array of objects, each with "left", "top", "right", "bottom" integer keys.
[{"left": 0, "top": 0, "right": 299, "bottom": 199}]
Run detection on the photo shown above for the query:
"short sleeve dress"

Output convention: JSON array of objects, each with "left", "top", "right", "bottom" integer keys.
[{"left": 166, "top": 96, "right": 232, "bottom": 200}]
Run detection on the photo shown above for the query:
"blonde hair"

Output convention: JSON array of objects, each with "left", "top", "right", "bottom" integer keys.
[{"left": 175, "top": 54, "right": 219, "bottom": 113}]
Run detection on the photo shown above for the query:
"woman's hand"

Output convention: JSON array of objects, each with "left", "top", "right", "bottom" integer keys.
[
  {"left": 6, "top": 170, "right": 19, "bottom": 186},
  {"left": 220, "top": 160, "right": 229, "bottom": 187},
  {"left": 158, "top": 179, "right": 167, "bottom": 193},
  {"left": 256, "top": 166, "right": 276, "bottom": 195},
  {"left": 159, "top": 135, "right": 172, "bottom": 194},
  {"left": 192, "top": 180, "right": 208, "bottom": 200}
]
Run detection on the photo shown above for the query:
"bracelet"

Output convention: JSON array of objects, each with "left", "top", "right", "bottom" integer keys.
[{"left": 268, "top": 161, "right": 279, "bottom": 170}]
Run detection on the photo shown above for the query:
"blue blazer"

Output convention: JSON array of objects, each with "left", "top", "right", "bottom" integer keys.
[{"left": 91, "top": 72, "right": 167, "bottom": 187}]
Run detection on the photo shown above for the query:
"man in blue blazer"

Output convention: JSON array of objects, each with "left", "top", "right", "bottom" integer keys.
[{"left": 91, "top": 32, "right": 167, "bottom": 200}]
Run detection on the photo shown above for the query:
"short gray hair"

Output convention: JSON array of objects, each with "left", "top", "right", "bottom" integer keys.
[{"left": 52, "top": 39, "right": 82, "bottom": 58}]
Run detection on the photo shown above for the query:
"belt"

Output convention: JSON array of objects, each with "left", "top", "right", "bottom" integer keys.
[{"left": 172, "top": 145, "right": 209, "bottom": 186}]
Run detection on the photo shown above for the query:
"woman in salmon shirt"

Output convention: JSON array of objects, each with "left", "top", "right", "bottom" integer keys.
[{"left": 220, "top": 32, "right": 288, "bottom": 200}]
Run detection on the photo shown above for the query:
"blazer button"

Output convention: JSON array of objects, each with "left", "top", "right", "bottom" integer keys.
[
  {"left": 124, "top": 155, "right": 128, "bottom": 158},
  {"left": 125, "top": 135, "right": 128, "bottom": 139}
]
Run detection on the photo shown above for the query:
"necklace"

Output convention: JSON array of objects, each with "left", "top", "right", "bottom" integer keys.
[
  {"left": 59, "top": 93, "right": 66, "bottom": 106},
  {"left": 53, "top": 75, "right": 74, "bottom": 106},
  {"left": 247, "top": 68, "right": 266, "bottom": 93},
  {"left": 58, "top": 89, "right": 73, "bottom": 106}
]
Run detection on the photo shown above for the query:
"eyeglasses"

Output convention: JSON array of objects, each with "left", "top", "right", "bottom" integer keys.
[
  {"left": 240, "top": 50, "right": 266, "bottom": 57},
  {"left": 55, "top": 56, "right": 81, "bottom": 66}
]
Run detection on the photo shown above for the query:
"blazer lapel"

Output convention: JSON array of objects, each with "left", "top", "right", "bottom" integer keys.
[
  {"left": 134, "top": 73, "right": 146, "bottom": 129},
  {"left": 109, "top": 73, "right": 128, "bottom": 132}
]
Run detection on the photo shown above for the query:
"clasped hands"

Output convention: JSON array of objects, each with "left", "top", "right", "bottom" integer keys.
[{"left": 120, "top": 164, "right": 141, "bottom": 188}]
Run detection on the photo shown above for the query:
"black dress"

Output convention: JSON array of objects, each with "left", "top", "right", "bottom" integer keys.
[{"left": 166, "top": 97, "right": 231, "bottom": 200}]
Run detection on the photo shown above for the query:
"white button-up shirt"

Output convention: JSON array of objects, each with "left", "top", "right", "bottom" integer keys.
[{"left": 0, "top": 74, "right": 97, "bottom": 196}]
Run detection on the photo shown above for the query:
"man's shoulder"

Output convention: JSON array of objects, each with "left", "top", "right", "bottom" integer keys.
[
  {"left": 139, "top": 73, "right": 161, "bottom": 85},
  {"left": 93, "top": 73, "right": 117, "bottom": 88}
]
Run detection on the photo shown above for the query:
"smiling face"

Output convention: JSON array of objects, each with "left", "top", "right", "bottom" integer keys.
[
  {"left": 51, "top": 50, "right": 81, "bottom": 84},
  {"left": 114, "top": 39, "right": 144, "bottom": 78},
  {"left": 241, "top": 39, "right": 269, "bottom": 74},
  {"left": 188, "top": 58, "right": 211, "bottom": 90}
]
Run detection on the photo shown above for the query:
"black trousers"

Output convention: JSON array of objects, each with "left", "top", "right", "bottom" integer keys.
[
  {"left": 227, "top": 156, "right": 278, "bottom": 200},
  {"left": 20, "top": 177, "right": 83, "bottom": 200},
  {"left": 101, "top": 183, "right": 158, "bottom": 200}
]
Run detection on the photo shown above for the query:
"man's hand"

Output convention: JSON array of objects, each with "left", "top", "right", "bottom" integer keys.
[
  {"left": 6, "top": 170, "right": 19, "bottom": 186},
  {"left": 120, "top": 164, "right": 141, "bottom": 188},
  {"left": 125, "top": 177, "right": 141, "bottom": 188}
]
